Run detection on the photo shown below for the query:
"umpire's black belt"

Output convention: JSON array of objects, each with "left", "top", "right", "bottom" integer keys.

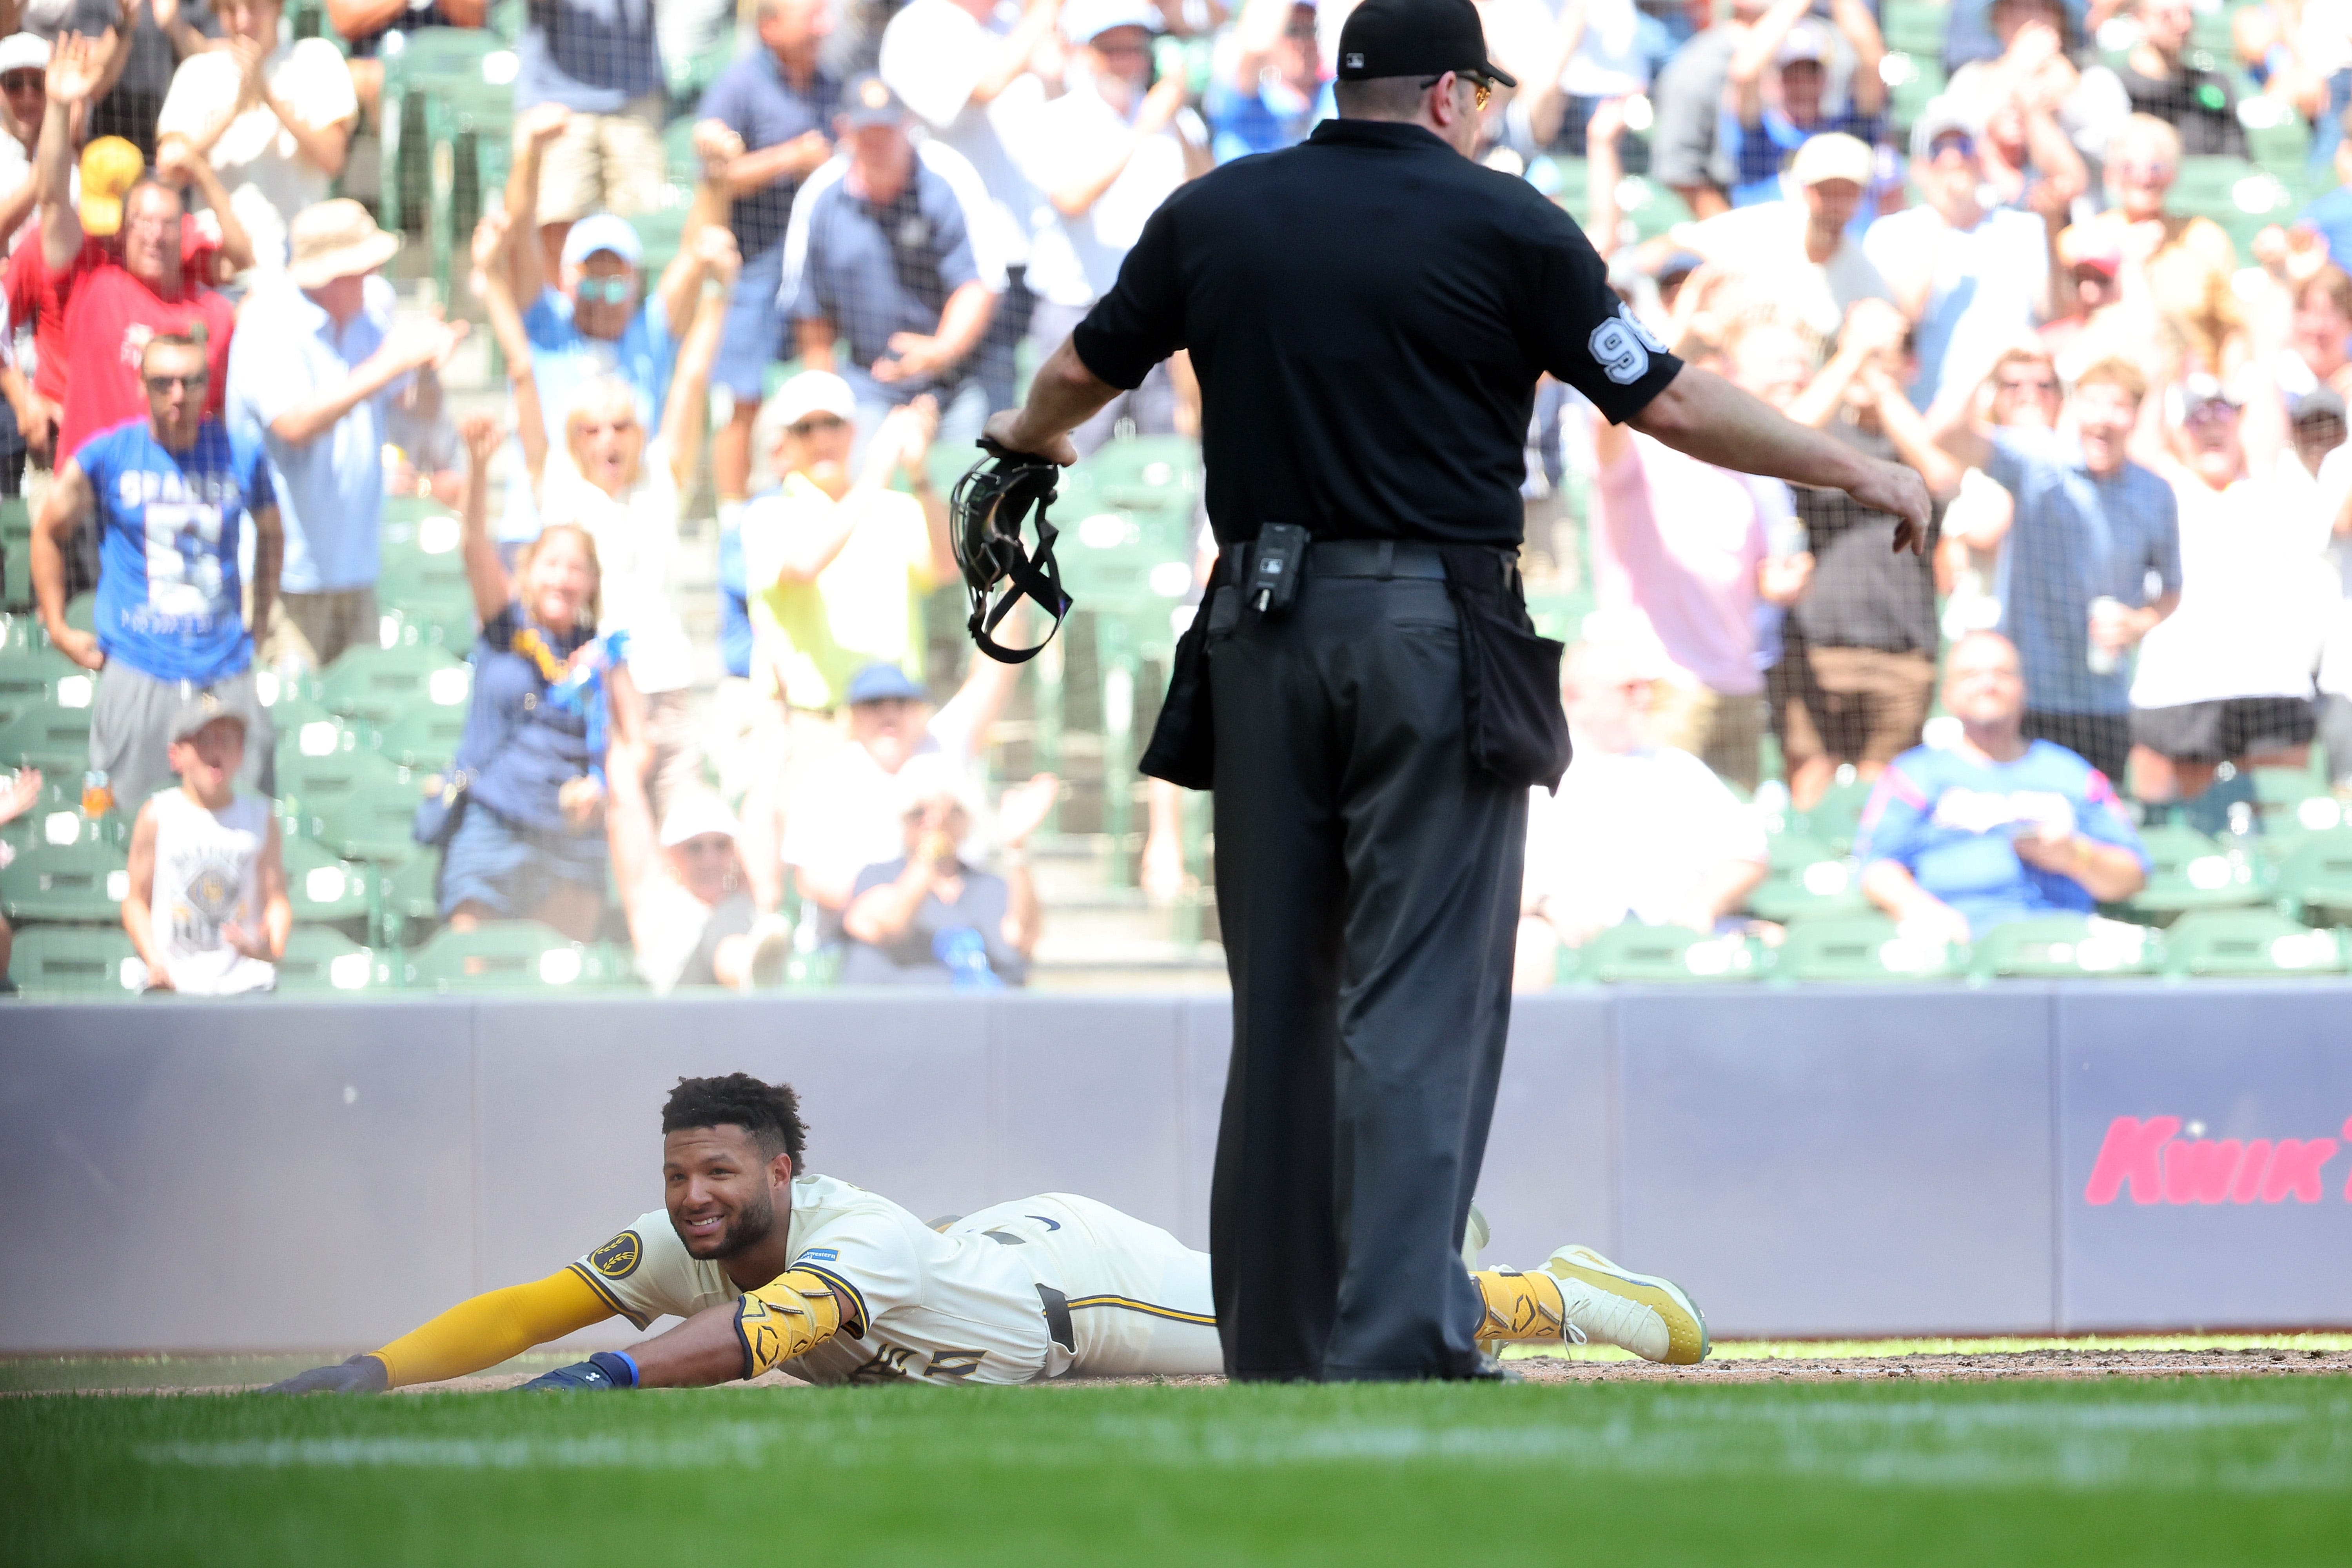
[{"left": 1217, "top": 538, "right": 1515, "bottom": 590}]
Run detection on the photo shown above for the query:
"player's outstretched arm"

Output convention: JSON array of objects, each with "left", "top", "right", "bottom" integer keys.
[
  {"left": 521, "top": 1273, "right": 852, "bottom": 1391},
  {"left": 264, "top": 1270, "right": 615, "bottom": 1393}
]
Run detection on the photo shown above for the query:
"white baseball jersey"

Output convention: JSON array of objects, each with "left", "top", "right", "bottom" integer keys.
[{"left": 567, "top": 1174, "right": 1220, "bottom": 1385}]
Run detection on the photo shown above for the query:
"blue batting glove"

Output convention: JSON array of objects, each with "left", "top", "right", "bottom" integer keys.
[{"left": 519, "top": 1351, "right": 639, "bottom": 1392}]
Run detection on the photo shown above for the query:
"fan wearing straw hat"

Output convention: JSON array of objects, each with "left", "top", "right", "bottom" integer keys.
[{"left": 223, "top": 198, "right": 467, "bottom": 671}]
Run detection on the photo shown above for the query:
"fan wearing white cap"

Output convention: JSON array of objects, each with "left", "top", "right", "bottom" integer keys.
[
  {"left": 1668, "top": 131, "right": 1893, "bottom": 341},
  {"left": 606, "top": 728, "right": 784, "bottom": 993},
  {"left": 1721, "top": 2, "right": 1886, "bottom": 208},
  {"left": 154, "top": 0, "right": 360, "bottom": 272},
  {"left": 476, "top": 199, "right": 743, "bottom": 818},
  {"left": 225, "top": 199, "right": 468, "bottom": 671},
  {"left": 738, "top": 368, "right": 954, "bottom": 716},
  {"left": 1009, "top": 0, "right": 1209, "bottom": 457}
]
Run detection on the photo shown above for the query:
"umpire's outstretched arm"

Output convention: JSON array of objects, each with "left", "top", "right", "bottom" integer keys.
[
  {"left": 1626, "top": 363, "right": 1931, "bottom": 554},
  {"left": 992, "top": 333, "right": 1933, "bottom": 560}
]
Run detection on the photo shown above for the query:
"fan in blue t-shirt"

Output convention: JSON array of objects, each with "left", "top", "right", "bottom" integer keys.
[
  {"left": 39, "top": 333, "right": 278, "bottom": 690},
  {"left": 1856, "top": 632, "right": 2150, "bottom": 941},
  {"left": 73, "top": 413, "right": 276, "bottom": 685}
]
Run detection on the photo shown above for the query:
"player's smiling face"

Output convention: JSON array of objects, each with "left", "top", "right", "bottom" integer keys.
[{"left": 663, "top": 1124, "right": 788, "bottom": 1261}]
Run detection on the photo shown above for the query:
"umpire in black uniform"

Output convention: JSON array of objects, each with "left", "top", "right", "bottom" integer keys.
[{"left": 983, "top": 0, "right": 1929, "bottom": 1382}]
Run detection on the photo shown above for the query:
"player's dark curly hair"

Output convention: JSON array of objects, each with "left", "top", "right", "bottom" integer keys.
[{"left": 662, "top": 1074, "right": 808, "bottom": 1165}]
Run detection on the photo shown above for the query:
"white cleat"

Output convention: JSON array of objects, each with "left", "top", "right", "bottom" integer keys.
[{"left": 1542, "top": 1244, "right": 1710, "bottom": 1366}]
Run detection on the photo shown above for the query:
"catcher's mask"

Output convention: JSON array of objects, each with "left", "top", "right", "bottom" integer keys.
[{"left": 951, "top": 438, "right": 1073, "bottom": 664}]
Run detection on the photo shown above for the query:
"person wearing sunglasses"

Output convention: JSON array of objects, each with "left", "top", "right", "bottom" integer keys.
[
  {"left": 0, "top": 31, "right": 49, "bottom": 252},
  {"left": 488, "top": 102, "right": 741, "bottom": 546},
  {"left": 985, "top": 0, "right": 1926, "bottom": 1384},
  {"left": 31, "top": 330, "right": 283, "bottom": 817}
]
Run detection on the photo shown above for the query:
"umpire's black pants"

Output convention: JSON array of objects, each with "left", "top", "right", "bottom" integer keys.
[{"left": 1205, "top": 569, "right": 1527, "bottom": 1381}]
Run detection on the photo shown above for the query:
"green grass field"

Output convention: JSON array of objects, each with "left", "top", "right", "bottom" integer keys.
[{"left": 7, "top": 1374, "right": 2352, "bottom": 1566}]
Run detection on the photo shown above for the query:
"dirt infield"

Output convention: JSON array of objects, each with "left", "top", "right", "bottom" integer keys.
[{"left": 10, "top": 1341, "right": 2352, "bottom": 1395}]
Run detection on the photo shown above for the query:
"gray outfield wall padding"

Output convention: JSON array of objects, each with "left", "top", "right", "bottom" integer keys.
[{"left": 4, "top": 984, "right": 2351, "bottom": 1353}]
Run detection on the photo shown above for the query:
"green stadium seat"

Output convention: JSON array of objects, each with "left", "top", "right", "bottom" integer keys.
[
  {"left": 0, "top": 495, "right": 31, "bottom": 611},
  {"left": 1522, "top": 586, "right": 1596, "bottom": 643},
  {"left": 0, "top": 644, "right": 89, "bottom": 726},
  {"left": 2250, "top": 766, "right": 2340, "bottom": 831},
  {"left": 2240, "top": 97, "right": 2313, "bottom": 173},
  {"left": 276, "top": 710, "right": 379, "bottom": 769},
  {"left": 374, "top": 849, "right": 441, "bottom": 936},
  {"left": 2272, "top": 827, "right": 2352, "bottom": 920},
  {"left": 7, "top": 924, "right": 142, "bottom": 995},
  {"left": 309, "top": 777, "right": 426, "bottom": 864},
  {"left": 1877, "top": 0, "right": 1950, "bottom": 58},
  {"left": 371, "top": 702, "right": 469, "bottom": 772},
  {"left": 274, "top": 926, "right": 390, "bottom": 992},
  {"left": 0, "top": 704, "right": 91, "bottom": 777},
  {"left": 1613, "top": 176, "right": 1694, "bottom": 244},
  {"left": 1771, "top": 914, "right": 1962, "bottom": 983},
  {"left": 375, "top": 531, "right": 470, "bottom": 607},
  {"left": 1794, "top": 776, "right": 1876, "bottom": 853},
  {"left": 2161, "top": 907, "right": 2347, "bottom": 978},
  {"left": 1746, "top": 831, "right": 1869, "bottom": 922},
  {"left": 380, "top": 499, "right": 465, "bottom": 549},
  {"left": 631, "top": 193, "right": 697, "bottom": 284},
  {"left": 400, "top": 918, "right": 618, "bottom": 990},
  {"left": 318, "top": 643, "right": 470, "bottom": 726},
  {"left": 64, "top": 592, "right": 92, "bottom": 633},
  {"left": 0, "top": 837, "right": 129, "bottom": 923},
  {"left": 275, "top": 749, "right": 423, "bottom": 862},
  {"left": 280, "top": 832, "right": 374, "bottom": 924},
  {"left": 2118, "top": 822, "right": 2264, "bottom": 919},
  {"left": 376, "top": 26, "right": 512, "bottom": 231},
  {"left": 1967, "top": 915, "right": 2161, "bottom": 978},
  {"left": 1558, "top": 923, "right": 1760, "bottom": 983}
]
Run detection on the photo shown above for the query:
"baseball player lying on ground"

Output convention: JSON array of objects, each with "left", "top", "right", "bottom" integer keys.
[{"left": 269, "top": 1073, "right": 1707, "bottom": 1392}]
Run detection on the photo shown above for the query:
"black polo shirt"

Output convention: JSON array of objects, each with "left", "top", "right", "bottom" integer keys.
[{"left": 1073, "top": 117, "right": 1682, "bottom": 547}]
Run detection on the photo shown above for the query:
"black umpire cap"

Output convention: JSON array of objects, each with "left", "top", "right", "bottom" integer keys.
[{"left": 1335, "top": 0, "right": 1517, "bottom": 85}]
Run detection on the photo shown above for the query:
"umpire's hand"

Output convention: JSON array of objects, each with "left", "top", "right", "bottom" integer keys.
[
  {"left": 263, "top": 1354, "right": 388, "bottom": 1395},
  {"left": 1846, "top": 457, "right": 1935, "bottom": 556}
]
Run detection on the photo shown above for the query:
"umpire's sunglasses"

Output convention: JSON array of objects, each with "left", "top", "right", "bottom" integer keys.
[{"left": 1419, "top": 71, "right": 1495, "bottom": 109}]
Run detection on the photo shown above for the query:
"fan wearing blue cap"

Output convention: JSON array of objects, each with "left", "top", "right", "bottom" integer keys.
[{"left": 481, "top": 103, "right": 743, "bottom": 543}]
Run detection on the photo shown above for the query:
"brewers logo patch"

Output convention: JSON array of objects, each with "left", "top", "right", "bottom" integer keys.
[{"left": 590, "top": 1230, "right": 642, "bottom": 1279}]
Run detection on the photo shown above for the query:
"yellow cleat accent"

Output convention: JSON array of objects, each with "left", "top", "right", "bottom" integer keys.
[{"left": 1541, "top": 1245, "right": 1710, "bottom": 1366}]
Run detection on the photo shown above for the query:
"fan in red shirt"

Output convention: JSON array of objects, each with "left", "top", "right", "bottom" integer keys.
[{"left": 25, "top": 34, "right": 244, "bottom": 464}]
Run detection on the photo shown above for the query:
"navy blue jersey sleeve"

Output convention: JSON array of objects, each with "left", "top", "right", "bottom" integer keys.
[
  {"left": 694, "top": 61, "right": 750, "bottom": 132},
  {"left": 1071, "top": 199, "right": 1185, "bottom": 392},
  {"left": 478, "top": 601, "right": 525, "bottom": 653},
  {"left": 1514, "top": 194, "right": 1682, "bottom": 424}
]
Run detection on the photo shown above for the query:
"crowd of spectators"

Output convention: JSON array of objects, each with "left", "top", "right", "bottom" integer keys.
[{"left": 6, "top": 0, "right": 2352, "bottom": 995}]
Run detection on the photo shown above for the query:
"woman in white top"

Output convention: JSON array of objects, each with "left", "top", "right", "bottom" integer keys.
[{"left": 478, "top": 204, "right": 741, "bottom": 814}]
